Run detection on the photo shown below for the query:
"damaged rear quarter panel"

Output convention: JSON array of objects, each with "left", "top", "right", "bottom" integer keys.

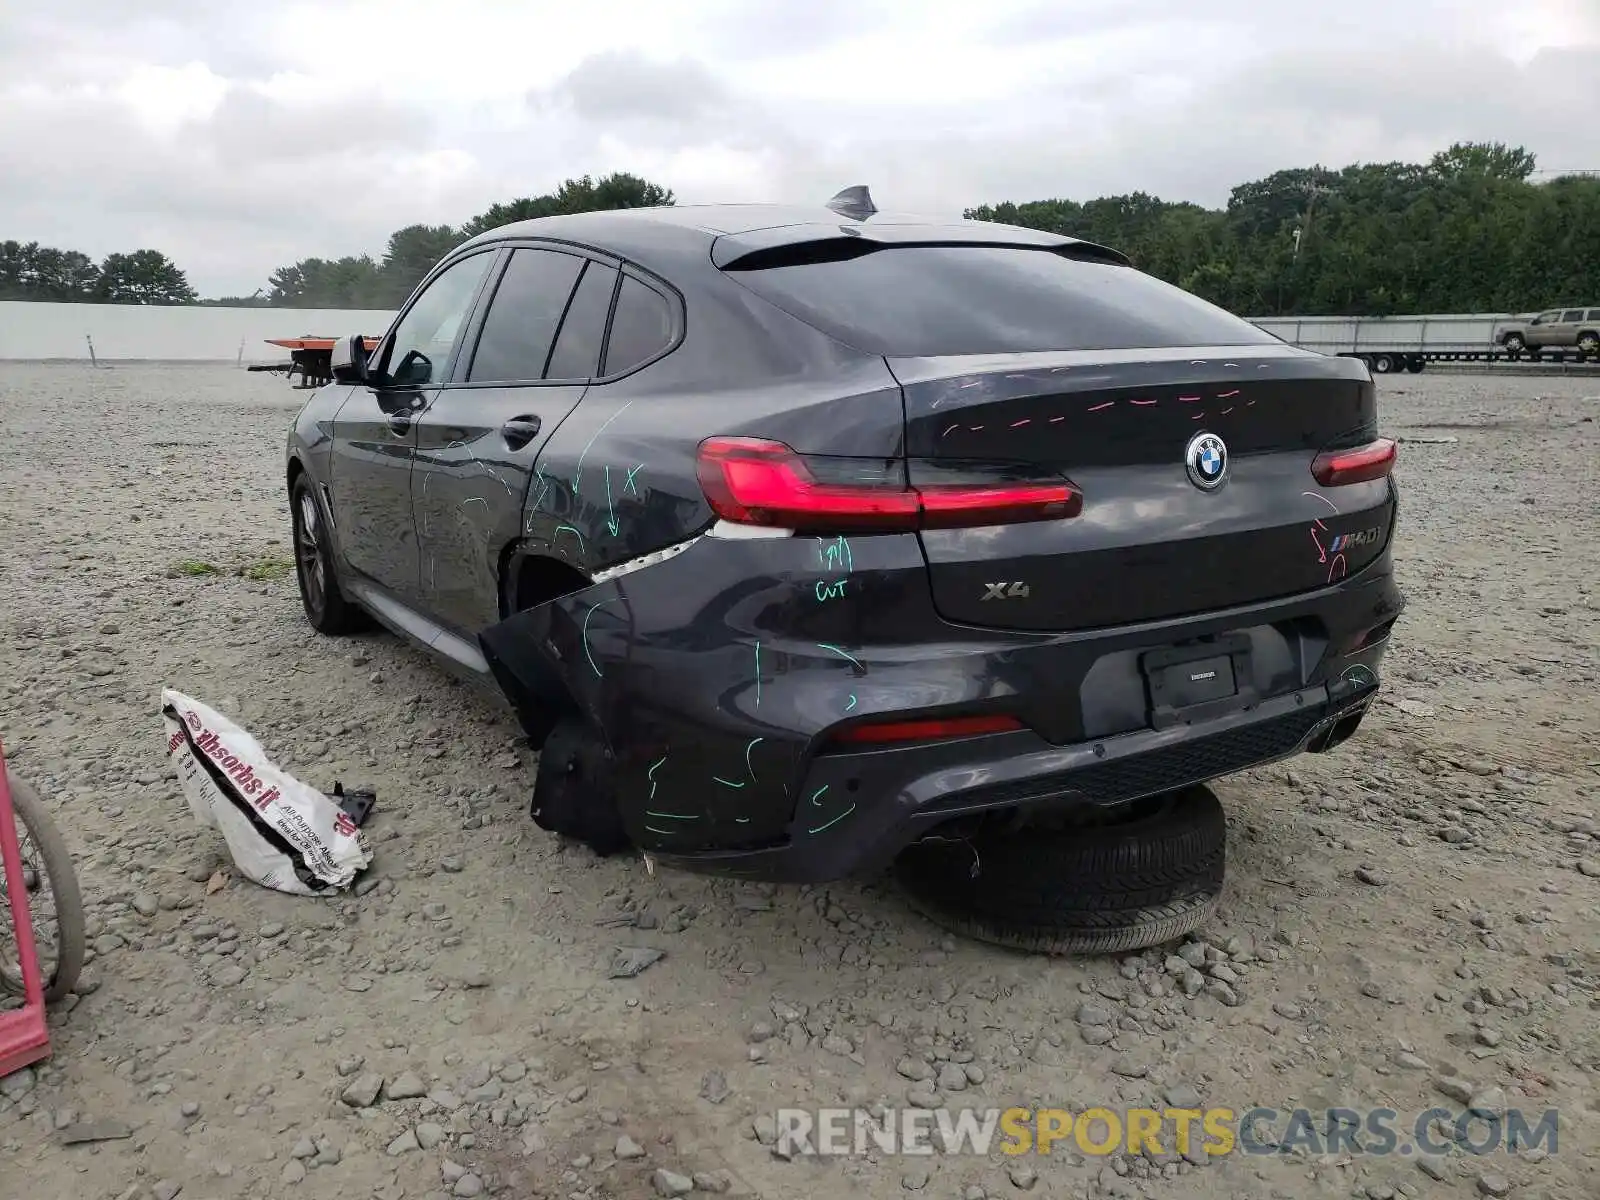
[{"left": 482, "top": 530, "right": 950, "bottom": 853}]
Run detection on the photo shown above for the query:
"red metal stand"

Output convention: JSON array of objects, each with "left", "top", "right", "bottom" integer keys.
[{"left": 0, "top": 739, "right": 51, "bottom": 1079}]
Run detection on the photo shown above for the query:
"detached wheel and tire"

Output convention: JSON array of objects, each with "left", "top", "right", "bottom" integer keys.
[
  {"left": 2, "top": 770, "right": 86, "bottom": 1004},
  {"left": 894, "top": 783, "right": 1225, "bottom": 955},
  {"left": 290, "top": 476, "right": 369, "bottom": 635}
]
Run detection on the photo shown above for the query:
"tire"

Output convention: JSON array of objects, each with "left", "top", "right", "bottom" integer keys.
[
  {"left": 893, "top": 784, "right": 1226, "bottom": 956},
  {"left": 530, "top": 717, "right": 631, "bottom": 857},
  {"left": 1578, "top": 332, "right": 1599, "bottom": 357},
  {"left": 1407, "top": 356, "right": 1427, "bottom": 373},
  {"left": 1370, "top": 354, "right": 1395, "bottom": 374},
  {"left": 1502, "top": 333, "right": 1526, "bottom": 354},
  {"left": 290, "top": 475, "right": 370, "bottom": 635},
  {"left": 2, "top": 770, "right": 86, "bottom": 1003}
]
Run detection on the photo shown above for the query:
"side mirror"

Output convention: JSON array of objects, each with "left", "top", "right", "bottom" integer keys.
[{"left": 330, "top": 333, "right": 371, "bottom": 385}]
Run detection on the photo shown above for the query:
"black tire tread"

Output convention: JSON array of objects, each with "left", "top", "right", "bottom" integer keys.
[
  {"left": 2, "top": 769, "right": 87, "bottom": 1003},
  {"left": 894, "top": 784, "right": 1226, "bottom": 956},
  {"left": 291, "top": 477, "right": 370, "bottom": 636}
]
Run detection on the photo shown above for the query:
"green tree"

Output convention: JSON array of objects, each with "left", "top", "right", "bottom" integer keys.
[
  {"left": 379, "top": 224, "right": 465, "bottom": 307},
  {"left": 458, "top": 172, "right": 675, "bottom": 239},
  {"left": 96, "top": 250, "right": 197, "bottom": 304}
]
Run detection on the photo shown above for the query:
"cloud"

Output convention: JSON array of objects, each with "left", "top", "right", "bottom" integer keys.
[
  {"left": 0, "top": 0, "right": 1595, "bottom": 296},
  {"left": 536, "top": 51, "right": 731, "bottom": 125}
]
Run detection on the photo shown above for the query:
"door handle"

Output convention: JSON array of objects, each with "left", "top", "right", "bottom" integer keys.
[{"left": 501, "top": 415, "right": 542, "bottom": 450}]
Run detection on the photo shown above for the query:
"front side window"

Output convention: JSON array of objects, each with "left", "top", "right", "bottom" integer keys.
[
  {"left": 467, "top": 248, "right": 587, "bottom": 383},
  {"left": 382, "top": 253, "right": 494, "bottom": 387}
]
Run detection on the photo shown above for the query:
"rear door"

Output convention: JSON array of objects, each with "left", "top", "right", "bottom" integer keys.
[
  {"left": 726, "top": 243, "right": 1395, "bottom": 633},
  {"left": 328, "top": 249, "right": 498, "bottom": 599},
  {"left": 1555, "top": 309, "right": 1586, "bottom": 346},
  {"left": 412, "top": 245, "right": 614, "bottom": 637}
]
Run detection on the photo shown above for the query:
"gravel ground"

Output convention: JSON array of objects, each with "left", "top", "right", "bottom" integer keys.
[{"left": 0, "top": 363, "right": 1597, "bottom": 1200}]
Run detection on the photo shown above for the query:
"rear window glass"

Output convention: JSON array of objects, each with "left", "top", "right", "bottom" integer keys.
[
  {"left": 725, "top": 245, "right": 1277, "bottom": 356},
  {"left": 603, "top": 275, "right": 676, "bottom": 375}
]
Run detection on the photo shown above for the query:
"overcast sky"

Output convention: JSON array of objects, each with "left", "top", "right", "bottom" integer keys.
[{"left": 3, "top": 1, "right": 1597, "bottom": 297}]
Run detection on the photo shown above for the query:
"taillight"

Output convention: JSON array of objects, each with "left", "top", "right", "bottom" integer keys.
[
  {"left": 831, "top": 713, "right": 1025, "bottom": 745},
  {"left": 696, "top": 436, "right": 1080, "bottom": 533},
  {"left": 1312, "top": 438, "right": 1397, "bottom": 487}
]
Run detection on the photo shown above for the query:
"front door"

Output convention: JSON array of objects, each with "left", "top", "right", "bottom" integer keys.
[
  {"left": 413, "top": 246, "right": 620, "bottom": 636},
  {"left": 327, "top": 249, "right": 498, "bottom": 599}
]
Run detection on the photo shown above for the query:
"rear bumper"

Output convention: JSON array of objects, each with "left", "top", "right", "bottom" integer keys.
[
  {"left": 676, "top": 671, "right": 1377, "bottom": 881},
  {"left": 480, "top": 530, "right": 1403, "bottom": 884}
]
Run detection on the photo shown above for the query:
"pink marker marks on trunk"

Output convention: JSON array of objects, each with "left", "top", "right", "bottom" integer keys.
[
  {"left": 1129, "top": 398, "right": 1157, "bottom": 407},
  {"left": 941, "top": 425, "right": 959, "bottom": 439},
  {"left": 1010, "top": 419, "right": 1031, "bottom": 428},
  {"left": 1216, "top": 389, "right": 1240, "bottom": 398},
  {"left": 1178, "top": 395, "right": 1201, "bottom": 403},
  {"left": 1087, "top": 401, "right": 1115, "bottom": 412},
  {"left": 1327, "top": 554, "right": 1348, "bottom": 583}
]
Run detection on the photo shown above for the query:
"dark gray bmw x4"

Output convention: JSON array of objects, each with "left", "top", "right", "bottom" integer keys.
[{"left": 286, "top": 190, "right": 1404, "bottom": 897}]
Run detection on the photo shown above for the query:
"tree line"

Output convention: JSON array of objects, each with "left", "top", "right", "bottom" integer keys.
[
  {"left": 5, "top": 145, "right": 1596, "bottom": 315},
  {"left": 965, "top": 142, "right": 1600, "bottom": 317},
  {"left": 0, "top": 244, "right": 198, "bottom": 305}
]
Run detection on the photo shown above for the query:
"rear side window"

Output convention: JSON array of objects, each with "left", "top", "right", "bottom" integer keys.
[
  {"left": 546, "top": 262, "right": 619, "bottom": 380},
  {"left": 1561, "top": 309, "right": 1584, "bottom": 323},
  {"left": 724, "top": 245, "right": 1278, "bottom": 356},
  {"left": 1587, "top": 309, "right": 1600, "bottom": 322},
  {"left": 467, "top": 248, "right": 585, "bottom": 383},
  {"left": 602, "top": 275, "right": 675, "bottom": 375}
]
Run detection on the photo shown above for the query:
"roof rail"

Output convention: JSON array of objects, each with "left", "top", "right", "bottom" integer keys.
[{"left": 825, "top": 185, "right": 877, "bottom": 221}]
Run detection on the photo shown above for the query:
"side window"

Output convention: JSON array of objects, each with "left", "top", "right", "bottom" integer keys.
[
  {"left": 467, "top": 248, "right": 586, "bottom": 383},
  {"left": 1538, "top": 311, "right": 1561, "bottom": 324},
  {"left": 546, "top": 262, "right": 619, "bottom": 381},
  {"left": 1560, "top": 309, "right": 1584, "bottom": 323},
  {"left": 602, "top": 275, "right": 675, "bottom": 376},
  {"left": 1586, "top": 310, "right": 1600, "bottom": 322},
  {"left": 382, "top": 253, "right": 494, "bottom": 387}
]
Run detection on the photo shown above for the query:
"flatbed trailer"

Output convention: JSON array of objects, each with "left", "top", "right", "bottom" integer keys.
[
  {"left": 1249, "top": 313, "right": 1600, "bottom": 374},
  {"left": 246, "top": 336, "right": 380, "bottom": 388}
]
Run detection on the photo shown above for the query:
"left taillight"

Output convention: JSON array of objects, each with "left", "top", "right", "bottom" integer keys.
[
  {"left": 696, "top": 436, "right": 1081, "bottom": 534},
  {"left": 1312, "top": 437, "right": 1397, "bottom": 487}
]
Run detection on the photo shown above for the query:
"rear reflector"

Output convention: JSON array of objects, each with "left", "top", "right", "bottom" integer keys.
[
  {"left": 832, "top": 713, "right": 1025, "bottom": 745},
  {"left": 697, "top": 436, "right": 1080, "bottom": 533},
  {"left": 1312, "top": 438, "right": 1397, "bottom": 487}
]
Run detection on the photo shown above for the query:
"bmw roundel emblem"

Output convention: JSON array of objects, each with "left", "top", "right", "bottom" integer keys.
[{"left": 1185, "top": 431, "right": 1229, "bottom": 491}]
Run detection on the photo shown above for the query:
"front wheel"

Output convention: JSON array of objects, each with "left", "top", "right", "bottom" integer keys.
[
  {"left": 290, "top": 475, "right": 370, "bottom": 635},
  {"left": 1502, "top": 333, "right": 1526, "bottom": 354},
  {"left": 2, "top": 770, "right": 86, "bottom": 1004}
]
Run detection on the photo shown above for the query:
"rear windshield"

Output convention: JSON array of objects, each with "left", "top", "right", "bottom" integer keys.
[{"left": 724, "top": 245, "right": 1276, "bottom": 357}]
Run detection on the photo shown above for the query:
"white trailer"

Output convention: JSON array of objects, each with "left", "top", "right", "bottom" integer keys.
[{"left": 1246, "top": 312, "right": 1598, "bottom": 373}]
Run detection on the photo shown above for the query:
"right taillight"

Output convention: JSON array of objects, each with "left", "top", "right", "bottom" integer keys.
[
  {"left": 696, "top": 436, "right": 1081, "bottom": 534},
  {"left": 1312, "top": 437, "right": 1397, "bottom": 487}
]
